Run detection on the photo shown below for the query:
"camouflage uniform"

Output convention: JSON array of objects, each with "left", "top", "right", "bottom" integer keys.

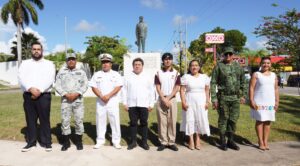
[
  {"left": 210, "top": 57, "right": 246, "bottom": 150},
  {"left": 211, "top": 61, "right": 246, "bottom": 134},
  {"left": 55, "top": 67, "right": 88, "bottom": 135}
]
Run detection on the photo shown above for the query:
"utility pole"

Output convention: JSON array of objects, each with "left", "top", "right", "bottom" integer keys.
[
  {"left": 173, "top": 19, "right": 188, "bottom": 75},
  {"left": 185, "top": 19, "right": 188, "bottom": 74},
  {"left": 179, "top": 22, "right": 183, "bottom": 75},
  {"left": 64, "top": 16, "right": 68, "bottom": 56}
]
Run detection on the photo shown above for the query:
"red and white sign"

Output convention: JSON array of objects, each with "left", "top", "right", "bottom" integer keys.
[
  {"left": 233, "top": 57, "right": 246, "bottom": 65},
  {"left": 205, "top": 33, "right": 225, "bottom": 44},
  {"left": 205, "top": 48, "right": 214, "bottom": 52}
]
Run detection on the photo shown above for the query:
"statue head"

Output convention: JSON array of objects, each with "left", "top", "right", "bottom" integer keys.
[{"left": 139, "top": 16, "right": 144, "bottom": 22}]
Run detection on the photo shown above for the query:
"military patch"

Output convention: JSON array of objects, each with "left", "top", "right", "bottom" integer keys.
[{"left": 75, "top": 72, "right": 82, "bottom": 75}]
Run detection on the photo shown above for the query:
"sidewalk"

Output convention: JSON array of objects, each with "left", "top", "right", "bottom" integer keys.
[{"left": 0, "top": 140, "right": 299, "bottom": 166}]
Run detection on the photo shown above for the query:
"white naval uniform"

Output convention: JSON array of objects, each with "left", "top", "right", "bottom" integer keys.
[{"left": 89, "top": 70, "right": 123, "bottom": 145}]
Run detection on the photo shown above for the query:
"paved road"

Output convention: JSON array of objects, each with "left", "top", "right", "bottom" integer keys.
[
  {"left": 279, "top": 86, "right": 300, "bottom": 96},
  {"left": 0, "top": 140, "right": 299, "bottom": 166}
]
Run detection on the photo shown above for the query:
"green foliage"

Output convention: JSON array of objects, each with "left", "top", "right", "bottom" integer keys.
[
  {"left": 83, "top": 36, "right": 128, "bottom": 73},
  {"left": 11, "top": 32, "right": 39, "bottom": 60},
  {"left": 254, "top": 8, "right": 300, "bottom": 69},
  {"left": 44, "top": 49, "right": 80, "bottom": 70},
  {"left": 0, "top": 0, "right": 44, "bottom": 26},
  {"left": 188, "top": 27, "right": 247, "bottom": 75},
  {"left": 0, "top": 53, "right": 15, "bottom": 62}
]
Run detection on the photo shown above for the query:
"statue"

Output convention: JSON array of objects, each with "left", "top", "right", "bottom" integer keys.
[{"left": 135, "top": 16, "right": 147, "bottom": 53}]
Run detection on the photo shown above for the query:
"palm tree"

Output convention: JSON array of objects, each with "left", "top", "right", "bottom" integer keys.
[
  {"left": 1, "top": 0, "right": 44, "bottom": 66},
  {"left": 11, "top": 32, "right": 39, "bottom": 60}
]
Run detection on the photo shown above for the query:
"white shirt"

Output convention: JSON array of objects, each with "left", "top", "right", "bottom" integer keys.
[
  {"left": 18, "top": 58, "right": 55, "bottom": 92},
  {"left": 89, "top": 70, "right": 123, "bottom": 107},
  {"left": 155, "top": 69, "right": 179, "bottom": 96},
  {"left": 123, "top": 71, "right": 155, "bottom": 108}
]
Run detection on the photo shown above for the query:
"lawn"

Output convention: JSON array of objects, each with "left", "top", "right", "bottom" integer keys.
[{"left": 0, "top": 91, "right": 299, "bottom": 147}]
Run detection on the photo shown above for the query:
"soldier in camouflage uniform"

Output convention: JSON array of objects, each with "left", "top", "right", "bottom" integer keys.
[
  {"left": 55, "top": 53, "right": 88, "bottom": 151},
  {"left": 210, "top": 47, "right": 246, "bottom": 151}
]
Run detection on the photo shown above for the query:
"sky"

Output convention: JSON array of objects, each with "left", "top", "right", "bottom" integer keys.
[{"left": 1, "top": 0, "right": 300, "bottom": 56}]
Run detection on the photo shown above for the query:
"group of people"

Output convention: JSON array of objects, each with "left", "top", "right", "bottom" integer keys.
[{"left": 18, "top": 42, "right": 279, "bottom": 153}]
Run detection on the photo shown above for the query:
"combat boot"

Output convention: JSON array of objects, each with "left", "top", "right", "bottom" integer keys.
[
  {"left": 75, "top": 134, "right": 83, "bottom": 150},
  {"left": 227, "top": 132, "right": 240, "bottom": 151},
  {"left": 61, "top": 135, "right": 70, "bottom": 151},
  {"left": 220, "top": 134, "right": 228, "bottom": 151}
]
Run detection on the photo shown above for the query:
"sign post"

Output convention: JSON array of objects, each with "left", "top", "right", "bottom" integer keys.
[{"left": 205, "top": 33, "right": 224, "bottom": 64}]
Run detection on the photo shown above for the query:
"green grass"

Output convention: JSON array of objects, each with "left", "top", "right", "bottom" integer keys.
[
  {"left": 0, "top": 91, "right": 299, "bottom": 146},
  {"left": 0, "top": 84, "right": 9, "bottom": 89}
]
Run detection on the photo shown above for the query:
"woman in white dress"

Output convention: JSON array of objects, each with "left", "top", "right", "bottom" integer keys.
[
  {"left": 180, "top": 60, "right": 210, "bottom": 150},
  {"left": 249, "top": 57, "right": 279, "bottom": 150}
]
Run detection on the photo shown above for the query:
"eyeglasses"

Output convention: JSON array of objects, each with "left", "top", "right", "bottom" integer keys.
[{"left": 224, "top": 52, "right": 233, "bottom": 56}]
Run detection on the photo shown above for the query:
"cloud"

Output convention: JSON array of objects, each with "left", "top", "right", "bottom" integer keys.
[
  {"left": 23, "top": 27, "right": 48, "bottom": 51},
  {"left": 0, "top": 8, "right": 17, "bottom": 41},
  {"left": 172, "top": 15, "right": 198, "bottom": 26},
  {"left": 52, "top": 44, "right": 71, "bottom": 53},
  {"left": 140, "top": 0, "right": 165, "bottom": 9},
  {"left": 74, "top": 20, "right": 105, "bottom": 32},
  {"left": 246, "top": 39, "right": 268, "bottom": 50},
  {"left": 0, "top": 26, "right": 48, "bottom": 55},
  {"left": 0, "top": 41, "right": 13, "bottom": 54}
]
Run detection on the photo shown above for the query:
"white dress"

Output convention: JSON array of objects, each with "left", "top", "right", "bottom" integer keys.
[
  {"left": 180, "top": 74, "right": 211, "bottom": 136},
  {"left": 251, "top": 72, "right": 276, "bottom": 121}
]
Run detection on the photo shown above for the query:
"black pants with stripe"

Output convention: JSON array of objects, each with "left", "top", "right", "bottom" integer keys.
[{"left": 23, "top": 92, "right": 52, "bottom": 146}]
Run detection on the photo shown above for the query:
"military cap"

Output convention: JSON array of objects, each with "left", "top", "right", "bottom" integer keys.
[
  {"left": 99, "top": 53, "right": 113, "bottom": 62},
  {"left": 66, "top": 53, "right": 77, "bottom": 60},
  {"left": 223, "top": 47, "right": 234, "bottom": 54}
]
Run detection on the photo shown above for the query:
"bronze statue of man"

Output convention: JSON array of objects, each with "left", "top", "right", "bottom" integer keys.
[{"left": 135, "top": 16, "right": 147, "bottom": 53}]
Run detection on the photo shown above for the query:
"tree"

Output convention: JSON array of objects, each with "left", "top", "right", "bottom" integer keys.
[
  {"left": 83, "top": 36, "right": 128, "bottom": 73},
  {"left": 254, "top": 8, "right": 300, "bottom": 69},
  {"left": 45, "top": 48, "right": 77, "bottom": 70},
  {"left": 1, "top": 0, "right": 44, "bottom": 66},
  {"left": 188, "top": 27, "right": 247, "bottom": 75},
  {"left": 11, "top": 32, "right": 39, "bottom": 60}
]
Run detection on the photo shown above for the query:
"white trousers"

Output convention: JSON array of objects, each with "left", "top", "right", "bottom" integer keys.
[{"left": 96, "top": 104, "right": 121, "bottom": 145}]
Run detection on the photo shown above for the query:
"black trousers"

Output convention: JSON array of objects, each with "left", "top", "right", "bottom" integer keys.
[
  {"left": 23, "top": 92, "right": 52, "bottom": 146},
  {"left": 128, "top": 107, "right": 149, "bottom": 144}
]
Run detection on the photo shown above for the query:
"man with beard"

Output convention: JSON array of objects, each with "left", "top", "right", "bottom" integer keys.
[{"left": 18, "top": 42, "right": 56, "bottom": 152}]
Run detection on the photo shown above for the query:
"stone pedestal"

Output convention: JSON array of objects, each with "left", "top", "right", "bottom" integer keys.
[{"left": 123, "top": 53, "right": 161, "bottom": 78}]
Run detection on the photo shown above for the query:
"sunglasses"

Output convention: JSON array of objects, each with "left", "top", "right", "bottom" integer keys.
[{"left": 224, "top": 52, "right": 233, "bottom": 56}]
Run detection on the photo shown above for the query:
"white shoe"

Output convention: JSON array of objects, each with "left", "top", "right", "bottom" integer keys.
[
  {"left": 93, "top": 143, "right": 104, "bottom": 149},
  {"left": 113, "top": 144, "right": 122, "bottom": 149}
]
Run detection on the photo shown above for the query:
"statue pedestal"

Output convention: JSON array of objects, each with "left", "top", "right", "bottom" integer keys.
[{"left": 123, "top": 53, "right": 161, "bottom": 78}]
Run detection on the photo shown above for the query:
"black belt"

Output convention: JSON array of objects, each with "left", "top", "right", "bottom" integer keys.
[
  {"left": 24, "top": 92, "right": 51, "bottom": 95},
  {"left": 163, "top": 95, "right": 175, "bottom": 99}
]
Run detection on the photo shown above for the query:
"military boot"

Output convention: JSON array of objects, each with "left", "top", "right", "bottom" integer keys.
[
  {"left": 61, "top": 135, "right": 70, "bottom": 151},
  {"left": 220, "top": 134, "right": 228, "bottom": 151},
  {"left": 227, "top": 132, "right": 240, "bottom": 151},
  {"left": 75, "top": 134, "right": 83, "bottom": 150}
]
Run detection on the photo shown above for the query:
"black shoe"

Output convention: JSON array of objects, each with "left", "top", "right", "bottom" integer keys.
[
  {"left": 45, "top": 144, "right": 52, "bottom": 152},
  {"left": 127, "top": 142, "right": 137, "bottom": 150},
  {"left": 168, "top": 145, "right": 178, "bottom": 151},
  {"left": 227, "top": 141, "right": 240, "bottom": 151},
  {"left": 21, "top": 144, "right": 36, "bottom": 152},
  {"left": 220, "top": 134, "right": 228, "bottom": 151},
  {"left": 61, "top": 135, "right": 71, "bottom": 151},
  {"left": 75, "top": 134, "right": 83, "bottom": 150},
  {"left": 141, "top": 143, "right": 150, "bottom": 150},
  {"left": 227, "top": 132, "right": 240, "bottom": 151},
  {"left": 157, "top": 145, "right": 166, "bottom": 151}
]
